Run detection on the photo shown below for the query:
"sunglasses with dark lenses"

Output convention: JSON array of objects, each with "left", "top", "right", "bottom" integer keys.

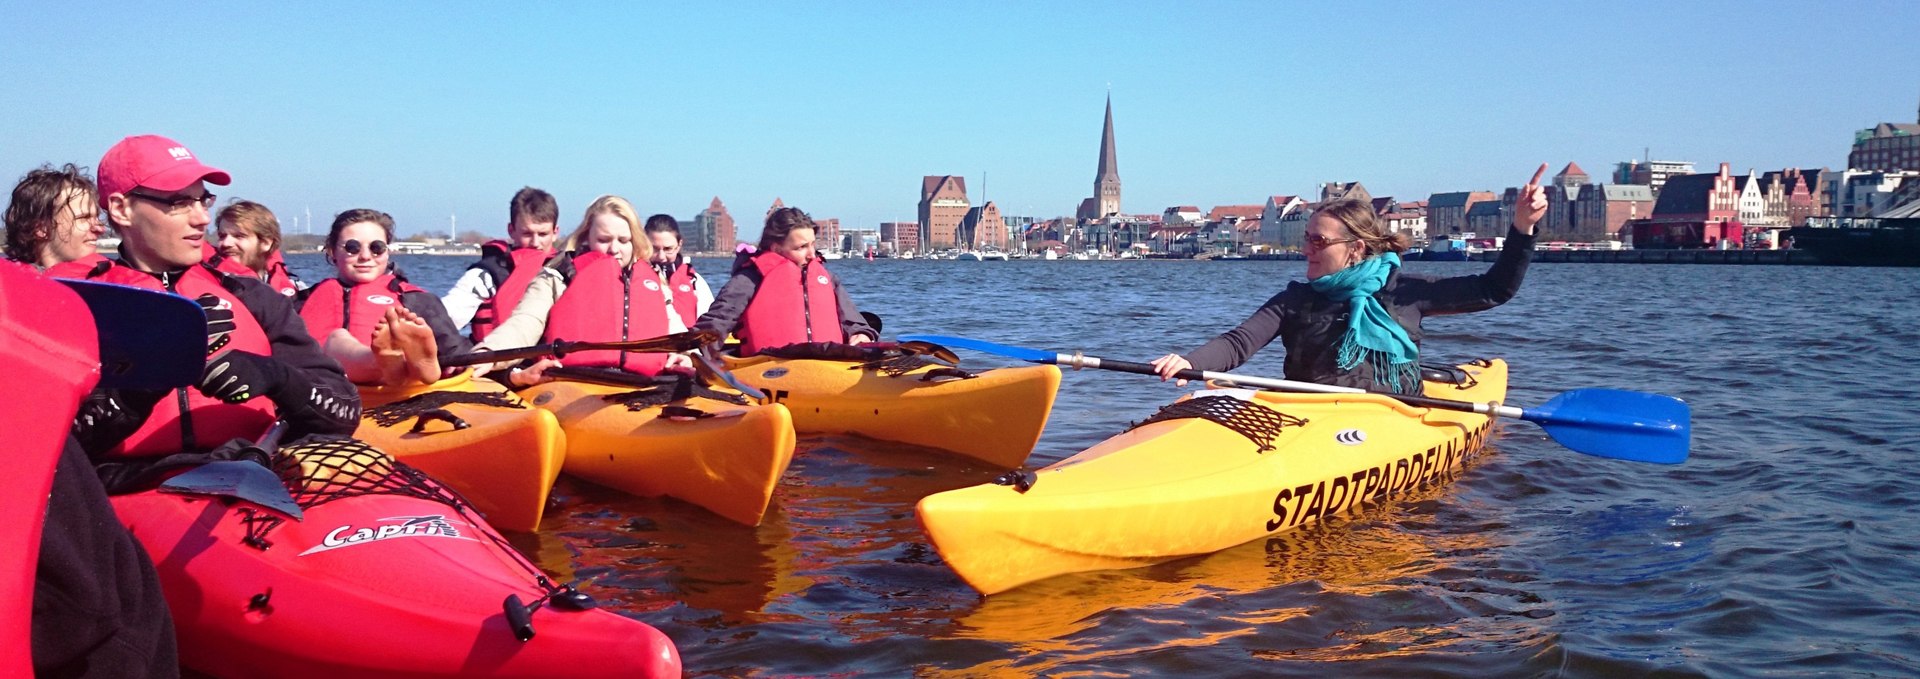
[
  {"left": 1303, "top": 234, "right": 1359, "bottom": 249},
  {"left": 340, "top": 239, "right": 388, "bottom": 256},
  {"left": 129, "top": 191, "right": 217, "bottom": 213}
]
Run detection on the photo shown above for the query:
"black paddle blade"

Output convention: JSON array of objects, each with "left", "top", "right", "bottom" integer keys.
[
  {"left": 692, "top": 353, "right": 766, "bottom": 401},
  {"left": 58, "top": 279, "right": 206, "bottom": 390},
  {"left": 600, "top": 328, "right": 719, "bottom": 354},
  {"left": 159, "top": 460, "right": 303, "bottom": 520},
  {"left": 897, "top": 340, "right": 960, "bottom": 367}
]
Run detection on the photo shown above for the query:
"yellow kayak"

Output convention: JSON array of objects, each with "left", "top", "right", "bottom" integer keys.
[
  {"left": 918, "top": 359, "right": 1507, "bottom": 595},
  {"left": 720, "top": 355, "right": 1061, "bottom": 468},
  {"left": 521, "top": 377, "right": 795, "bottom": 526},
  {"left": 355, "top": 371, "right": 566, "bottom": 532}
]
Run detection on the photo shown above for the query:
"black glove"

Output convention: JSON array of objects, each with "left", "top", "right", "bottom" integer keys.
[
  {"left": 71, "top": 388, "right": 169, "bottom": 458},
  {"left": 199, "top": 350, "right": 284, "bottom": 404},
  {"left": 197, "top": 293, "right": 237, "bottom": 355}
]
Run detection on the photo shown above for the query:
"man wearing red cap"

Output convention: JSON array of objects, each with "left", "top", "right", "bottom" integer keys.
[{"left": 62, "top": 135, "right": 360, "bottom": 467}]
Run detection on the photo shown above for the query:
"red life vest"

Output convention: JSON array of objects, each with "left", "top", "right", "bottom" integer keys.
[
  {"left": 739, "top": 250, "right": 843, "bottom": 355},
  {"left": 200, "top": 240, "right": 256, "bottom": 278},
  {"left": 59, "top": 261, "right": 276, "bottom": 458},
  {"left": 260, "top": 250, "right": 300, "bottom": 297},
  {"left": 296, "top": 272, "right": 426, "bottom": 346},
  {"left": 468, "top": 240, "right": 554, "bottom": 342},
  {"left": 543, "top": 251, "right": 671, "bottom": 376},
  {"left": 663, "top": 259, "right": 701, "bottom": 327},
  {"left": 44, "top": 252, "right": 112, "bottom": 279}
]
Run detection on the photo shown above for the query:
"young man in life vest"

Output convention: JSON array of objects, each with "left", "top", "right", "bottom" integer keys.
[
  {"left": 3, "top": 163, "right": 110, "bottom": 273},
  {"left": 442, "top": 186, "right": 559, "bottom": 342},
  {"left": 60, "top": 134, "right": 361, "bottom": 462},
  {"left": 468, "top": 196, "right": 695, "bottom": 386},
  {"left": 695, "top": 206, "right": 876, "bottom": 355},
  {"left": 214, "top": 199, "right": 303, "bottom": 296},
  {"left": 643, "top": 213, "right": 715, "bottom": 323},
  {"left": 296, "top": 209, "right": 471, "bottom": 386}
]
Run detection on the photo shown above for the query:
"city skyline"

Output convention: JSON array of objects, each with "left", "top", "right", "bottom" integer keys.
[{"left": 4, "top": 2, "right": 1917, "bottom": 242}]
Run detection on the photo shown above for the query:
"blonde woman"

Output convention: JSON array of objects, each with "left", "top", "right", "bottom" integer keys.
[{"left": 470, "top": 195, "right": 692, "bottom": 385}]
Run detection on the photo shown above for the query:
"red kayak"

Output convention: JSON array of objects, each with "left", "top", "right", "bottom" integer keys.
[
  {"left": 0, "top": 264, "right": 101, "bottom": 675},
  {"left": 112, "top": 438, "right": 681, "bottom": 678}
]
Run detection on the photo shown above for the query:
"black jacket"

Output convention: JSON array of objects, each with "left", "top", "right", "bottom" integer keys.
[
  {"left": 1184, "top": 227, "right": 1535, "bottom": 393},
  {"left": 72, "top": 263, "right": 361, "bottom": 458},
  {"left": 33, "top": 436, "right": 178, "bottom": 678}
]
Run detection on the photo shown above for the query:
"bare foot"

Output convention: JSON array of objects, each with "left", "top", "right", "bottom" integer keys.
[
  {"left": 369, "top": 313, "right": 409, "bottom": 385},
  {"left": 390, "top": 306, "right": 442, "bottom": 385}
]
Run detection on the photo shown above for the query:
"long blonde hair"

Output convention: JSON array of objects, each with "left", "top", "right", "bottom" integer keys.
[{"left": 561, "top": 194, "right": 652, "bottom": 260}]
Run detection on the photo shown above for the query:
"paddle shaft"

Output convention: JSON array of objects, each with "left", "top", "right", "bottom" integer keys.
[
  {"left": 442, "top": 331, "right": 711, "bottom": 368},
  {"left": 1048, "top": 353, "right": 1522, "bottom": 419}
]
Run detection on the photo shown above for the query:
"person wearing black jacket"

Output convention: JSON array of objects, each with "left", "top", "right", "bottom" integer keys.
[
  {"left": 1152, "top": 165, "right": 1549, "bottom": 394},
  {"left": 695, "top": 207, "right": 875, "bottom": 354},
  {"left": 68, "top": 135, "right": 360, "bottom": 463}
]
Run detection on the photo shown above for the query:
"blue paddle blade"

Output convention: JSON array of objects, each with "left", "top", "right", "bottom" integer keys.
[
  {"left": 58, "top": 279, "right": 206, "bottom": 390},
  {"left": 1524, "top": 389, "right": 1691, "bottom": 464},
  {"left": 897, "top": 334, "right": 1056, "bottom": 364}
]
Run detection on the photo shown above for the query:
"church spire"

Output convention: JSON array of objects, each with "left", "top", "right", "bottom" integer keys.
[{"left": 1094, "top": 93, "right": 1122, "bottom": 219}]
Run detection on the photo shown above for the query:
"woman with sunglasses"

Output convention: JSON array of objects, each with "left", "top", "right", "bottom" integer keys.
[
  {"left": 468, "top": 195, "right": 695, "bottom": 386},
  {"left": 295, "top": 209, "right": 470, "bottom": 385},
  {"left": 1150, "top": 164, "right": 1549, "bottom": 395}
]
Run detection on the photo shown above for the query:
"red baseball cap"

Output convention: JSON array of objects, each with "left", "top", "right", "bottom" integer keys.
[{"left": 96, "top": 134, "right": 231, "bottom": 210}]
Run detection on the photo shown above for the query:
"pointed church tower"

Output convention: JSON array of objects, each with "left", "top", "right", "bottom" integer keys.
[{"left": 1094, "top": 94, "right": 1122, "bottom": 220}]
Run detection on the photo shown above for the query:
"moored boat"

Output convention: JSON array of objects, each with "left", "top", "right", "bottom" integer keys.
[{"left": 918, "top": 359, "right": 1507, "bottom": 595}]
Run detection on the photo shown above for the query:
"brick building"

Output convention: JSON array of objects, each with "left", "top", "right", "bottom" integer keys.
[
  {"left": 1427, "top": 191, "right": 1497, "bottom": 237},
  {"left": 918, "top": 175, "right": 970, "bottom": 250},
  {"left": 879, "top": 221, "right": 918, "bottom": 254},
  {"left": 959, "top": 201, "right": 1009, "bottom": 250},
  {"left": 688, "top": 197, "right": 736, "bottom": 253},
  {"left": 1630, "top": 163, "right": 1744, "bottom": 249},
  {"left": 1848, "top": 98, "right": 1920, "bottom": 171}
]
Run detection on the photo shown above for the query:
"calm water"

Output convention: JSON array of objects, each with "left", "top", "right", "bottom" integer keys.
[{"left": 290, "top": 254, "right": 1920, "bottom": 677}]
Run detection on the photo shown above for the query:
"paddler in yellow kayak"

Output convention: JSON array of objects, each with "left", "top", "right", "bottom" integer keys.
[
  {"left": 466, "top": 195, "right": 699, "bottom": 385},
  {"left": 1152, "top": 164, "right": 1550, "bottom": 393},
  {"left": 693, "top": 206, "right": 876, "bottom": 355},
  {"left": 294, "top": 208, "right": 473, "bottom": 386}
]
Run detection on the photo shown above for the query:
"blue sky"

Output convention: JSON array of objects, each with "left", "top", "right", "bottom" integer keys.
[{"left": 4, "top": 1, "right": 1915, "bottom": 241}]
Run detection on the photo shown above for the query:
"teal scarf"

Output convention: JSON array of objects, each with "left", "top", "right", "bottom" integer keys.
[{"left": 1309, "top": 252, "right": 1420, "bottom": 393}]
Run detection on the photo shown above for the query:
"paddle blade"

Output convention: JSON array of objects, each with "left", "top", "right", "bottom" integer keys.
[
  {"left": 59, "top": 279, "right": 206, "bottom": 389},
  {"left": 897, "top": 334, "right": 1055, "bottom": 364},
  {"left": 693, "top": 353, "right": 766, "bottom": 401},
  {"left": 606, "top": 328, "right": 719, "bottom": 354},
  {"left": 897, "top": 340, "right": 960, "bottom": 367},
  {"left": 1524, "top": 389, "right": 1691, "bottom": 464},
  {"left": 159, "top": 460, "right": 304, "bottom": 519}
]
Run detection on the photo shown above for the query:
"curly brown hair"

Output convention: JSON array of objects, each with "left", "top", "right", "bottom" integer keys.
[{"left": 4, "top": 164, "right": 97, "bottom": 263}]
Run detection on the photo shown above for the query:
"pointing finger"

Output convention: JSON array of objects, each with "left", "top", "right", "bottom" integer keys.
[{"left": 1528, "top": 163, "right": 1547, "bottom": 187}]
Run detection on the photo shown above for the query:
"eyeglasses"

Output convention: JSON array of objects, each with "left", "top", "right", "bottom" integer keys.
[
  {"left": 1303, "top": 234, "right": 1359, "bottom": 249},
  {"left": 129, "top": 190, "right": 216, "bottom": 214},
  {"left": 340, "top": 239, "right": 388, "bottom": 256}
]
